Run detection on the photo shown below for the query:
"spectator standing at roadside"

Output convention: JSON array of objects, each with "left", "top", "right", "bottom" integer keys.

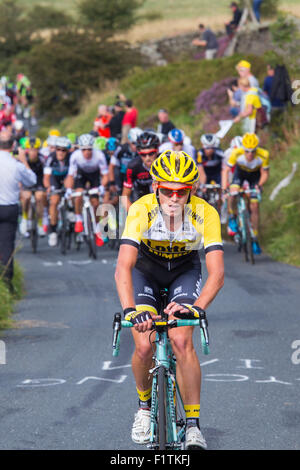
[
  {"left": 109, "top": 101, "right": 125, "bottom": 139},
  {"left": 157, "top": 109, "right": 175, "bottom": 137},
  {"left": 121, "top": 99, "right": 138, "bottom": 144},
  {"left": 227, "top": 79, "right": 242, "bottom": 117},
  {"left": 236, "top": 60, "right": 259, "bottom": 88},
  {"left": 225, "top": 2, "right": 243, "bottom": 36},
  {"left": 94, "top": 104, "right": 112, "bottom": 138},
  {"left": 233, "top": 78, "right": 262, "bottom": 133},
  {"left": 0, "top": 134, "right": 36, "bottom": 291},
  {"left": 192, "top": 24, "right": 218, "bottom": 60},
  {"left": 263, "top": 65, "right": 285, "bottom": 111},
  {"left": 253, "top": 0, "right": 263, "bottom": 22}
]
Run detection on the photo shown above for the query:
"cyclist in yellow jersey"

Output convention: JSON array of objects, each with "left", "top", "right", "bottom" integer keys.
[
  {"left": 222, "top": 133, "right": 269, "bottom": 254},
  {"left": 115, "top": 150, "right": 224, "bottom": 449}
]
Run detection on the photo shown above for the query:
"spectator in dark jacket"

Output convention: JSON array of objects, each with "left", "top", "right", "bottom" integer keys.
[
  {"left": 109, "top": 101, "right": 125, "bottom": 139},
  {"left": 225, "top": 2, "right": 242, "bottom": 36},
  {"left": 157, "top": 109, "right": 175, "bottom": 137}
]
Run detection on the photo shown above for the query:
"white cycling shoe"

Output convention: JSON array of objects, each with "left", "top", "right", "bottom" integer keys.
[
  {"left": 48, "top": 232, "right": 58, "bottom": 247},
  {"left": 38, "top": 225, "right": 46, "bottom": 237},
  {"left": 131, "top": 408, "right": 151, "bottom": 444},
  {"left": 185, "top": 426, "right": 207, "bottom": 450},
  {"left": 19, "top": 218, "right": 29, "bottom": 237}
]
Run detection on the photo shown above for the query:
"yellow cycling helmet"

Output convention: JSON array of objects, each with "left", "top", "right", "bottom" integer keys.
[
  {"left": 150, "top": 150, "right": 199, "bottom": 184},
  {"left": 49, "top": 129, "right": 61, "bottom": 137},
  {"left": 25, "top": 137, "right": 41, "bottom": 149},
  {"left": 242, "top": 133, "right": 259, "bottom": 151}
]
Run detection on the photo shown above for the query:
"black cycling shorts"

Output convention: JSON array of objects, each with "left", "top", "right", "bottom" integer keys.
[
  {"left": 231, "top": 166, "right": 260, "bottom": 188},
  {"left": 74, "top": 169, "right": 100, "bottom": 190},
  {"left": 132, "top": 259, "right": 202, "bottom": 315}
]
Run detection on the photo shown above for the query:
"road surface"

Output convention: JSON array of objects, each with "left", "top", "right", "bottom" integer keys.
[{"left": 0, "top": 236, "right": 300, "bottom": 450}]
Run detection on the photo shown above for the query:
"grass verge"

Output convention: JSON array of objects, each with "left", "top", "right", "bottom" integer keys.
[{"left": 0, "top": 262, "right": 24, "bottom": 330}]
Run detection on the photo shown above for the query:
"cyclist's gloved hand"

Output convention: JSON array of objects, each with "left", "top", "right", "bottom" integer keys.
[
  {"left": 123, "top": 308, "right": 152, "bottom": 325},
  {"left": 174, "top": 304, "right": 207, "bottom": 324},
  {"left": 98, "top": 185, "right": 105, "bottom": 196},
  {"left": 65, "top": 188, "right": 73, "bottom": 198}
]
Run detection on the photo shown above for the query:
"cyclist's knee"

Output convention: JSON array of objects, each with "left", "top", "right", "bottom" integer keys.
[
  {"left": 134, "top": 342, "right": 152, "bottom": 363},
  {"left": 169, "top": 333, "right": 193, "bottom": 358}
]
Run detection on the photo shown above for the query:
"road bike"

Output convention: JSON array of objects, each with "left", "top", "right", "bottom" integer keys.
[
  {"left": 200, "top": 183, "right": 221, "bottom": 213},
  {"left": 57, "top": 189, "right": 76, "bottom": 255},
  {"left": 72, "top": 188, "right": 100, "bottom": 259},
  {"left": 112, "top": 289, "right": 209, "bottom": 450},
  {"left": 232, "top": 188, "right": 261, "bottom": 264}
]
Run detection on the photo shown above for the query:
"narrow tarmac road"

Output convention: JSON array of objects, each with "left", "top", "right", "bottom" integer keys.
[{"left": 0, "top": 236, "right": 300, "bottom": 450}]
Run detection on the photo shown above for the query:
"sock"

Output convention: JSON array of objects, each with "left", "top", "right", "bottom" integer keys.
[
  {"left": 22, "top": 212, "right": 28, "bottom": 220},
  {"left": 252, "top": 229, "right": 258, "bottom": 238},
  {"left": 137, "top": 387, "right": 152, "bottom": 410},
  {"left": 184, "top": 404, "right": 200, "bottom": 428},
  {"left": 49, "top": 224, "right": 57, "bottom": 233},
  {"left": 75, "top": 214, "right": 83, "bottom": 222}
]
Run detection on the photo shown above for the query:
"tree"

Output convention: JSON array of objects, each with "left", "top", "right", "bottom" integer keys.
[
  {"left": 25, "top": 5, "right": 74, "bottom": 30},
  {"left": 0, "top": 0, "right": 32, "bottom": 58},
  {"left": 77, "top": 0, "right": 143, "bottom": 34},
  {"left": 25, "top": 29, "right": 142, "bottom": 118}
]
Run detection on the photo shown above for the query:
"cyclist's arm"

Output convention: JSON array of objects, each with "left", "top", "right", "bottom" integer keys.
[
  {"left": 258, "top": 167, "right": 269, "bottom": 188},
  {"left": 43, "top": 167, "right": 51, "bottom": 190},
  {"left": 222, "top": 165, "right": 231, "bottom": 191},
  {"left": 64, "top": 174, "right": 74, "bottom": 189},
  {"left": 114, "top": 244, "right": 138, "bottom": 310},
  {"left": 121, "top": 186, "right": 132, "bottom": 211},
  {"left": 194, "top": 250, "right": 224, "bottom": 309},
  {"left": 198, "top": 165, "right": 207, "bottom": 185}
]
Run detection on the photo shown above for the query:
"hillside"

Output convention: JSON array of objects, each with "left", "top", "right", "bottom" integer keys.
[
  {"left": 55, "top": 53, "right": 300, "bottom": 267},
  {"left": 19, "top": 0, "right": 300, "bottom": 41}
]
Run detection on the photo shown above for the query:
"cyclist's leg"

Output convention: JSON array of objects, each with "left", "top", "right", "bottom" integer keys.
[
  {"left": 167, "top": 265, "right": 202, "bottom": 409},
  {"left": 167, "top": 264, "right": 207, "bottom": 448},
  {"left": 20, "top": 189, "right": 31, "bottom": 218},
  {"left": 35, "top": 189, "right": 46, "bottom": 222},
  {"left": 130, "top": 268, "right": 160, "bottom": 444},
  {"left": 131, "top": 267, "right": 160, "bottom": 394}
]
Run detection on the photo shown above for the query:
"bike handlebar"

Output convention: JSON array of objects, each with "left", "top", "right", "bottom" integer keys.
[{"left": 112, "top": 314, "right": 209, "bottom": 357}]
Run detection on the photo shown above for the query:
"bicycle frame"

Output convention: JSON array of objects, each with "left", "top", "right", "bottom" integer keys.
[{"left": 112, "top": 302, "right": 209, "bottom": 449}]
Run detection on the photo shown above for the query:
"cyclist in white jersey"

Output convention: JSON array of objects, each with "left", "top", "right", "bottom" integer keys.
[{"left": 65, "top": 134, "right": 109, "bottom": 238}]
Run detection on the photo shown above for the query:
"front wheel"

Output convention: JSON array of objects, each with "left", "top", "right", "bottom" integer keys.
[{"left": 157, "top": 366, "right": 167, "bottom": 450}]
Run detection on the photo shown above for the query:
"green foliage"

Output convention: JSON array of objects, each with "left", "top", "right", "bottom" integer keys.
[
  {"left": 0, "top": 262, "right": 23, "bottom": 330},
  {"left": 270, "top": 12, "right": 298, "bottom": 46},
  {"left": 0, "top": 0, "right": 32, "bottom": 59},
  {"left": 77, "top": 0, "right": 143, "bottom": 34},
  {"left": 25, "top": 29, "right": 141, "bottom": 118},
  {"left": 25, "top": 4, "right": 74, "bottom": 30}
]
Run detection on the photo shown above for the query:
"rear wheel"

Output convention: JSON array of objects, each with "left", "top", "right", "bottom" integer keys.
[
  {"left": 30, "top": 203, "right": 38, "bottom": 254},
  {"left": 86, "top": 208, "right": 97, "bottom": 259}
]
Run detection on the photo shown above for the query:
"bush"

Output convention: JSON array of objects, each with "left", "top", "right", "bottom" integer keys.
[
  {"left": 77, "top": 0, "right": 143, "bottom": 34},
  {"left": 25, "top": 29, "right": 142, "bottom": 118}
]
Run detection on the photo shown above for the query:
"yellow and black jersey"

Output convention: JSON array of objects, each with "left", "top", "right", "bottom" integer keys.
[
  {"left": 227, "top": 147, "right": 269, "bottom": 172},
  {"left": 121, "top": 193, "right": 223, "bottom": 270}
]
